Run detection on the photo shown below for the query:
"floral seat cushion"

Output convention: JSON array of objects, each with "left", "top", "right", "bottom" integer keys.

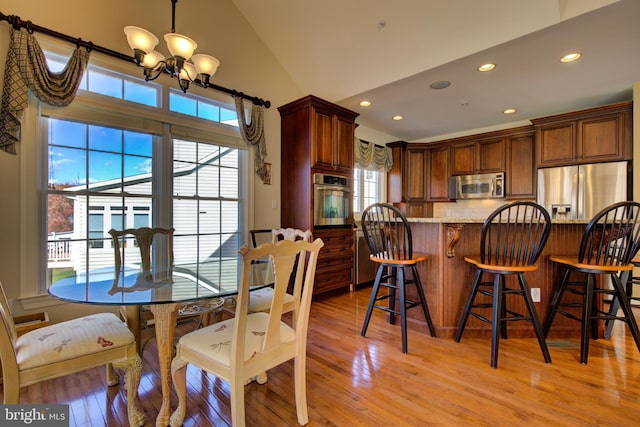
[
  {"left": 177, "top": 312, "right": 295, "bottom": 366},
  {"left": 16, "top": 312, "right": 135, "bottom": 370}
]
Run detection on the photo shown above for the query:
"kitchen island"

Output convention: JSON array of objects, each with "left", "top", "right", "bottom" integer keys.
[{"left": 404, "top": 217, "right": 591, "bottom": 338}]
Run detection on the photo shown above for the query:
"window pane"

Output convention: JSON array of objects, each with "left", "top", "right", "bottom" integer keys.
[
  {"left": 89, "top": 126, "right": 122, "bottom": 153},
  {"left": 220, "top": 108, "right": 238, "bottom": 126},
  {"left": 88, "top": 70, "right": 123, "bottom": 98},
  {"left": 199, "top": 200, "right": 221, "bottom": 234},
  {"left": 170, "top": 92, "right": 197, "bottom": 116},
  {"left": 198, "top": 164, "right": 219, "bottom": 198},
  {"left": 220, "top": 167, "right": 238, "bottom": 199},
  {"left": 198, "top": 102, "right": 219, "bottom": 121},
  {"left": 174, "top": 139, "right": 197, "bottom": 163},
  {"left": 173, "top": 199, "right": 198, "bottom": 235},
  {"left": 174, "top": 160, "right": 197, "bottom": 197},
  {"left": 124, "top": 80, "right": 159, "bottom": 107},
  {"left": 50, "top": 119, "right": 86, "bottom": 149},
  {"left": 48, "top": 146, "right": 87, "bottom": 189},
  {"left": 124, "top": 131, "right": 153, "bottom": 157},
  {"left": 124, "top": 154, "right": 152, "bottom": 180},
  {"left": 89, "top": 151, "right": 122, "bottom": 182}
]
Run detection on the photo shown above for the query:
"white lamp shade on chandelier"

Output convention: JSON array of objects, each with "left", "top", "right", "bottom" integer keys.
[
  {"left": 123, "top": 1, "right": 220, "bottom": 93},
  {"left": 163, "top": 32, "right": 197, "bottom": 59}
]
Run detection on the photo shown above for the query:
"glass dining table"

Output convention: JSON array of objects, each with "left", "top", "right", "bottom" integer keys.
[{"left": 48, "top": 257, "right": 273, "bottom": 427}]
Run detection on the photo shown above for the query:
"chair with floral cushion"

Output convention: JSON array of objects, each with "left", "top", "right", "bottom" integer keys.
[
  {"left": 170, "top": 238, "right": 323, "bottom": 427},
  {"left": 0, "top": 281, "right": 144, "bottom": 426}
]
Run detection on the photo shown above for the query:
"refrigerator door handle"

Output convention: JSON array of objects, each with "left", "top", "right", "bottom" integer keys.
[{"left": 576, "top": 167, "right": 582, "bottom": 219}]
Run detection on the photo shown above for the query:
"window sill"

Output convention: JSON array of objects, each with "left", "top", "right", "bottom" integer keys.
[{"left": 17, "top": 294, "right": 69, "bottom": 311}]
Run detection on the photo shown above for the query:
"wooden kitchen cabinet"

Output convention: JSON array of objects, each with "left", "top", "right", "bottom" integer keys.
[
  {"left": 312, "top": 228, "right": 354, "bottom": 294},
  {"left": 387, "top": 142, "right": 431, "bottom": 216},
  {"left": 312, "top": 108, "right": 356, "bottom": 173},
  {"left": 506, "top": 129, "right": 535, "bottom": 199},
  {"left": 451, "top": 138, "right": 504, "bottom": 175},
  {"left": 278, "top": 95, "right": 358, "bottom": 295},
  {"left": 451, "top": 142, "right": 475, "bottom": 175},
  {"left": 533, "top": 101, "right": 632, "bottom": 168},
  {"left": 427, "top": 145, "right": 450, "bottom": 201}
]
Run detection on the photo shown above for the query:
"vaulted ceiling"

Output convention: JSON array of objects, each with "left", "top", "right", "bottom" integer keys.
[{"left": 232, "top": 0, "right": 639, "bottom": 141}]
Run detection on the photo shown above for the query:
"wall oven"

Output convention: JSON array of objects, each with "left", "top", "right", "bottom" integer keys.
[{"left": 313, "top": 173, "right": 352, "bottom": 227}]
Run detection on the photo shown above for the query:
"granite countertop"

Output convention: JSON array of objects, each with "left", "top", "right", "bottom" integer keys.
[{"left": 406, "top": 217, "right": 591, "bottom": 224}]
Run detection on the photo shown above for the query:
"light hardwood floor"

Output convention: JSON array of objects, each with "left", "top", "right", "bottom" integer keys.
[{"left": 3, "top": 286, "right": 640, "bottom": 426}]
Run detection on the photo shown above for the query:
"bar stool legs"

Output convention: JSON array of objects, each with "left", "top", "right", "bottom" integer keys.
[{"left": 361, "top": 263, "right": 435, "bottom": 353}]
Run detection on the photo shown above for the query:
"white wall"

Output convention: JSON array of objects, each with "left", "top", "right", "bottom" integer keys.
[{"left": 0, "top": 0, "right": 303, "bottom": 319}]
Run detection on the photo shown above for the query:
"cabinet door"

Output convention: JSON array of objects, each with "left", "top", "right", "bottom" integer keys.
[
  {"left": 428, "top": 146, "right": 450, "bottom": 201},
  {"left": 536, "top": 123, "right": 576, "bottom": 167},
  {"left": 312, "top": 110, "right": 335, "bottom": 170},
  {"left": 451, "top": 143, "right": 475, "bottom": 175},
  {"left": 507, "top": 134, "right": 535, "bottom": 199},
  {"left": 405, "top": 148, "right": 427, "bottom": 201},
  {"left": 386, "top": 144, "right": 404, "bottom": 204},
  {"left": 477, "top": 138, "right": 505, "bottom": 172},
  {"left": 578, "top": 114, "right": 623, "bottom": 162},
  {"left": 334, "top": 116, "right": 355, "bottom": 170}
]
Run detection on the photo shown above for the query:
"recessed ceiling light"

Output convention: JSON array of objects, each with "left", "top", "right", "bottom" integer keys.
[
  {"left": 503, "top": 108, "right": 517, "bottom": 115},
  {"left": 561, "top": 53, "right": 581, "bottom": 63},
  {"left": 392, "top": 115, "right": 403, "bottom": 121},
  {"left": 430, "top": 80, "right": 451, "bottom": 90},
  {"left": 359, "top": 100, "right": 372, "bottom": 107},
  {"left": 478, "top": 63, "right": 496, "bottom": 72}
]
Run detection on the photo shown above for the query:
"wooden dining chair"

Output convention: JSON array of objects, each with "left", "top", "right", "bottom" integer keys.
[
  {"left": 360, "top": 203, "right": 436, "bottom": 353},
  {"left": 248, "top": 227, "right": 313, "bottom": 322},
  {"left": 543, "top": 201, "right": 640, "bottom": 364},
  {"left": 455, "top": 201, "right": 552, "bottom": 368},
  {"left": 0, "top": 281, "right": 144, "bottom": 426},
  {"left": 170, "top": 238, "right": 324, "bottom": 427}
]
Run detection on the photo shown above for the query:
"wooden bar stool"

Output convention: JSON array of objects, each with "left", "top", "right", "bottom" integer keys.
[
  {"left": 543, "top": 201, "right": 640, "bottom": 364},
  {"left": 455, "top": 201, "right": 552, "bottom": 368},
  {"left": 360, "top": 203, "right": 435, "bottom": 353}
]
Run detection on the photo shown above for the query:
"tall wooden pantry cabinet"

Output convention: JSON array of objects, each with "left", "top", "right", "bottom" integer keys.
[{"left": 278, "top": 95, "right": 359, "bottom": 295}]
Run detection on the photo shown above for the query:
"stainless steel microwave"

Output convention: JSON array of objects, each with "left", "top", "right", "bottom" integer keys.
[{"left": 448, "top": 172, "right": 505, "bottom": 199}]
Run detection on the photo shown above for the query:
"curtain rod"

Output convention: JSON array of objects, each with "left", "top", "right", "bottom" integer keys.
[{"left": 0, "top": 12, "right": 271, "bottom": 108}]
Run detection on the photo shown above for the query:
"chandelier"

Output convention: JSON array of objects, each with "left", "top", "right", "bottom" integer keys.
[{"left": 123, "top": 0, "right": 220, "bottom": 93}]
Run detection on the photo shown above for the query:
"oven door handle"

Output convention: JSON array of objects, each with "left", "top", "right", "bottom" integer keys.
[{"left": 315, "top": 184, "right": 352, "bottom": 193}]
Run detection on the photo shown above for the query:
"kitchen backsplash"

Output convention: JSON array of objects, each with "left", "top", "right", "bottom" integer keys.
[{"left": 433, "top": 199, "right": 507, "bottom": 219}]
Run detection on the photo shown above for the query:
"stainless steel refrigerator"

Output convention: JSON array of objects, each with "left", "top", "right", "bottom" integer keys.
[{"left": 537, "top": 161, "right": 629, "bottom": 220}]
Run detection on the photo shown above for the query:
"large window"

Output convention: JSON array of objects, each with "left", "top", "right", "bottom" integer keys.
[
  {"left": 353, "top": 168, "right": 384, "bottom": 213},
  {"left": 46, "top": 118, "right": 155, "bottom": 283},
  {"left": 43, "top": 58, "right": 247, "bottom": 292}
]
